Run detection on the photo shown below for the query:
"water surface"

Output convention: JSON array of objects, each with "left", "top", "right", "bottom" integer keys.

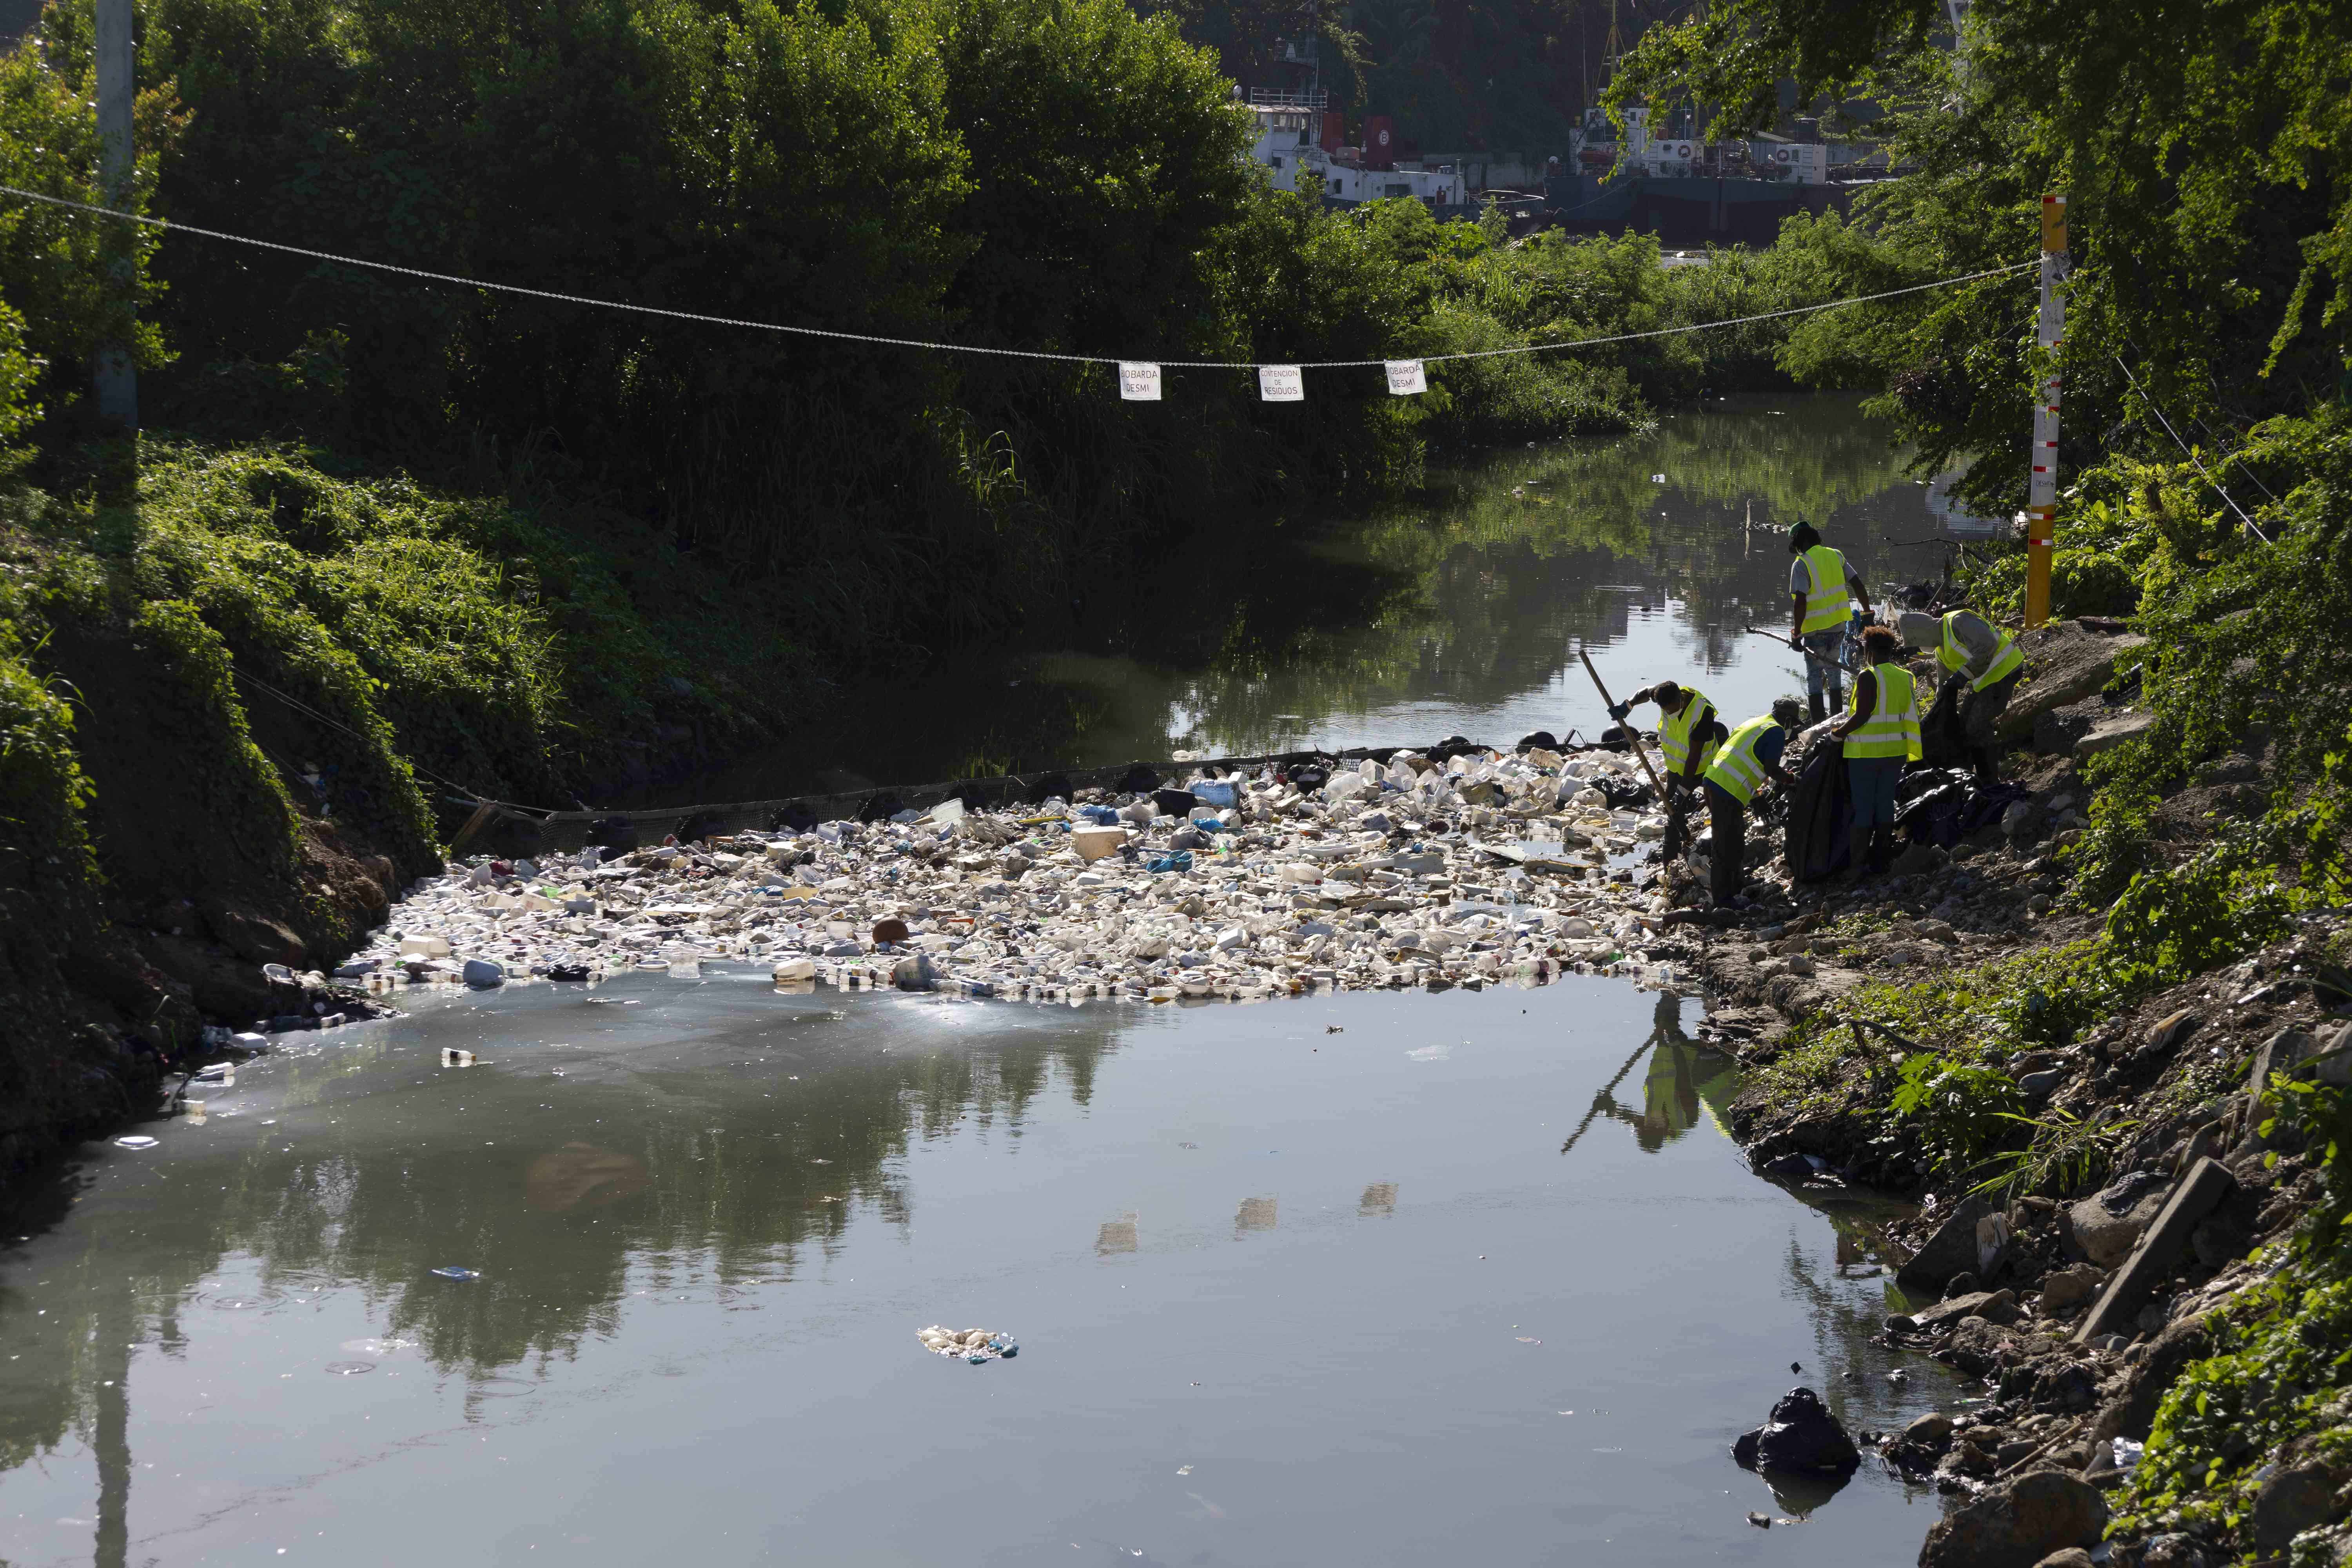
[
  {"left": 0, "top": 976, "right": 1955, "bottom": 1566},
  {"left": 687, "top": 393, "right": 1968, "bottom": 798}
]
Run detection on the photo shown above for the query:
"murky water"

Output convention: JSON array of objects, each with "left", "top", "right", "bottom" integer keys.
[
  {"left": 0, "top": 976, "right": 1961, "bottom": 1566},
  {"left": 687, "top": 392, "right": 1977, "bottom": 800}
]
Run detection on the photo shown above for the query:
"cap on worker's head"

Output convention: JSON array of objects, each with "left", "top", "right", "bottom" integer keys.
[
  {"left": 1771, "top": 697, "right": 1803, "bottom": 727},
  {"left": 1651, "top": 681, "right": 1684, "bottom": 709},
  {"left": 1897, "top": 610, "right": 1942, "bottom": 649},
  {"left": 1787, "top": 520, "right": 1822, "bottom": 552}
]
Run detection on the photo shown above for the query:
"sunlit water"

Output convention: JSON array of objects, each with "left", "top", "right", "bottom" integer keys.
[
  {"left": 0, "top": 976, "right": 1963, "bottom": 1567},
  {"left": 684, "top": 392, "right": 1977, "bottom": 800}
]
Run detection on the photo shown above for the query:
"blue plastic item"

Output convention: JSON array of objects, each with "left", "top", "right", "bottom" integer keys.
[
  {"left": 430, "top": 1267, "right": 481, "bottom": 1281},
  {"left": 1191, "top": 780, "right": 1238, "bottom": 808},
  {"left": 1077, "top": 804, "right": 1122, "bottom": 825},
  {"left": 1145, "top": 851, "right": 1194, "bottom": 873}
]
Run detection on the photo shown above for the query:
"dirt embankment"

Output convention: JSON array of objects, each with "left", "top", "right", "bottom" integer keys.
[{"left": 0, "top": 606, "right": 425, "bottom": 1184}]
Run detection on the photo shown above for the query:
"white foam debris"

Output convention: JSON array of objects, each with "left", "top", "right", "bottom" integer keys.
[{"left": 346, "top": 746, "right": 1698, "bottom": 1005}]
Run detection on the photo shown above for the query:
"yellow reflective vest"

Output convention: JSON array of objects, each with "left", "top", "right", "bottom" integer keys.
[
  {"left": 1844, "top": 663, "right": 1922, "bottom": 761},
  {"left": 1704, "top": 715, "right": 1781, "bottom": 806},
  {"left": 1937, "top": 612, "right": 2024, "bottom": 692},
  {"left": 1660, "top": 690, "right": 1719, "bottom": 778},
  {"left": 1797, "top": 545, "right": 1855, "bottom": 634}
]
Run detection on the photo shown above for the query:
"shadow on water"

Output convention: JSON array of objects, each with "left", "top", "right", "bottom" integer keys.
[{"left": 664, "top": 393, "right": 1954, "bottom": 800}]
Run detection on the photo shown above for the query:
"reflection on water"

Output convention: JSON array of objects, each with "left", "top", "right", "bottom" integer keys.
[
  {"left": 682, "top": 394, "right": 1958, "bottom": 799},
  {"left": 0, "top": 976, "right": 1943, "bottom": 1567}
]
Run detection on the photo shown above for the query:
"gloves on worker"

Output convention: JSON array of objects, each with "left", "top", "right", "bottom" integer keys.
[{"left": 1607, "top": 702, "right": 1630, "bottom": 722}]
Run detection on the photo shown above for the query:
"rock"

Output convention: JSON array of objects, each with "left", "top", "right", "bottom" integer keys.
[
  {"left": 893, "top": 954, "right": 938, "bottom": 991},
  {"left": 2004, "top": 801, "right": 2041, "bottom": 840},
  {"left": 1899, "top": 1195, "right": 1996, "bottom": 1297},
  {"left": 2040, "top": 1265, "right": 2107, "bottom": 1314},
  {"left": 1892, "top": 1412, "right": 1958, "bottom": 1465},
  {"left": 1893, "top": 842, "right": 1949, "bottom": 877},
  {"left": 1918, "top": 1469, "right": 2107, "bottom": 1568},
  {"left": 461, "top": 957, "right": 505, "bottom": 988},
  {"left": 2129, "top": 1534, "right": 2213, "bottom": 1568},
  {"left": 1945, "top": 1272, "right": 1981, "bottom": 1298},
  {"left": 2067, "top": 1173, "right": 2172, "bottom": 1268},
  {"left": 1942, "top": 1317, "right": 2024, "bottom": 1376},
  {"left": 1731, "top": 1386, "right": 1860, "bottom": 1477},
  {"left": 1915, "top": 1290, "right": 2018, "bottom": 1332},
  {"left": 1995, "top": 625, "right": 2148, "bottom": 745},
  {"left": 2019, "top": 1069, "right": 2064, "bottom": 1102},
  {"left": 2250, "top": 1464, "right": 2341, "bottom": 1554},
  {"left": 2078, "top": 1159, "right": 2240, "bottom": 1343},
  {"left": 2143, "top": 1009, "right": 2203, "bottom": 1058},
  {"left": 2074, "top": 710, "right": 2157, "bottom": 757},
  {"left": 2033, "top": 1551, "right": 2094, "bottom": 1568}
]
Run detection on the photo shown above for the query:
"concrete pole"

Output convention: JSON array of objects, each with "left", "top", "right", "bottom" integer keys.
[
  {"left": 2023, "top": 192, "right": 2066, "bottom": 628},
  {"left": 94, "top": 0, "right": 137, "bottom": 430}
]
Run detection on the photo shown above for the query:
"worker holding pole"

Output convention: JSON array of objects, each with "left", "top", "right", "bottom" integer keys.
[
  {"left": 1786, "top": 521, "right": 1874, "bottom": 724},
  {"left": 1699, "top": 698, "right": 1803, "bottom": 907},
  {"left": 1606, "top": 681, "right": 1726, "bottom": 862}
]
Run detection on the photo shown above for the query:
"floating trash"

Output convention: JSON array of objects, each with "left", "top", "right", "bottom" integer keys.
[
  {"left": 430, "top": 1266, "right": 482, "bottom": 1281},
  {"left": 211, "top": 1296, "right": 266, "bottom": 1310},
  {"left": 114, "top": 1135, "right": 159, "bottom": 1150},
  {"left": 324, "top": 1361, "right": 376, "bottom": 1376},
  {"left": 917, "top": 1325, "right": 1018, "bottom": 1362},
  {"left": 340, "top": 1337, "right": 416, "bottom": 1356},
  {"left": 441, "top": 1049, "right": 478, "bottom": 1067}
]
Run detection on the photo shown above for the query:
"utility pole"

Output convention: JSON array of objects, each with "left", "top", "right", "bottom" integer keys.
[
  {"left": 2023, "top": 191, "right": 2065, "bottom": 628},
  {"left": 93, "top": 0, "right": 137, "bottom": 431}
]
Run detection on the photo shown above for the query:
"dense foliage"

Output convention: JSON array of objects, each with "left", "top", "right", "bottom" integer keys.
[{"left": 1615, "top": 0, "right": 2352, "bottom": 515}]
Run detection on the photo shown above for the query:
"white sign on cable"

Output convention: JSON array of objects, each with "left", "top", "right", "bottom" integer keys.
[
  {"left": 1384, "top": 359, "right": 1426, "bottom": 396},
  {"left": 1258, "top": 365, "right": 1305, "bottom": 402},
  {"left": 1118, "top": 362, "right": 1161, "bottom": 401}
]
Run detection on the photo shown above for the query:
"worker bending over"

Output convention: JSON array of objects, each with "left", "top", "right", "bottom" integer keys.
[
  {"left": 1787, "top": 521, "right": 1875, "bottom": 724},
  {"left": 1829, "top": 625, "right": 1923, "bottom": 878},
  {"left": 1608, "top": 681, "right": 1728, "bottom": 861},
  {"left": 1700, "top": 697, "right": 1804, "bottom": 907},
  {"left": 1898, "top": 608, "right": 2025, "bottom": 787}
]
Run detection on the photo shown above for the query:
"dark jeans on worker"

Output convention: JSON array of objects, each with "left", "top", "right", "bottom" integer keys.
[
  {"left": 1847, "top": 755, "right": 1904, "bottom": 874},
  {"left": 1954, "top": 667, "right": 2023, "bottom": 786},
  {"left": 1703, "top": 780, "right": 1746, "bottom": 904}
]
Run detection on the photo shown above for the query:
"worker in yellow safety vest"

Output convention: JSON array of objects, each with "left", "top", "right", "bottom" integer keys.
[
  {"left": 1897, "top": 608, "right": 2026, "bottom": 788},
  {"left": 1786, "top": 520, "right": 1875, "bottom": 726},
  {"left": 1829, "top": 624, "right": 1922, "bottom": 878},
  {"left": 1700, "top": 697, "right": 1803, "bottom": 907},
  {"left": 1607, "top": 680, "right": 1727, "bottom": 862}
]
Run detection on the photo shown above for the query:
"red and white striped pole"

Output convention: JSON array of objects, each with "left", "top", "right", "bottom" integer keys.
[{"left": 2024, "top": 192, "right": 2066, "bottom": 628}]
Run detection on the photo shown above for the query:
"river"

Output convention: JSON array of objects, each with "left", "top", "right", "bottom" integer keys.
[
  {"left": 681, "top": 391, "right": 1982, "bottom": 799},
  {"left": 0, "top": 393, "right": 1989, "bottom": 1566}
]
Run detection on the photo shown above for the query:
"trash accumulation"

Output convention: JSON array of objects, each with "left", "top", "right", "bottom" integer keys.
[
  {"left": 918, "top": 1326, "right": 1018, "bottom": 1361},
  {"left": 344, "top": 743, "right": 1715, "bottom": 1005}
]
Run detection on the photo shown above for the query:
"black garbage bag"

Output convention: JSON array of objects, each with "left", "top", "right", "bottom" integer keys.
[
  {"left": 1896, "top": 779, "right": 1972, "bottom": 848},
  {"left": 1152, "top": 786, "right": 1200, "bottom": 817},
  {"left": 1958, "top": 781, "right": 2032, "bottom": 837},
  {"left": 1595, "top": 774, "right": 1653, "bottom": 809},
  {"left": 1783, "top": 742, "right": 1852, "bottom": 882}
]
